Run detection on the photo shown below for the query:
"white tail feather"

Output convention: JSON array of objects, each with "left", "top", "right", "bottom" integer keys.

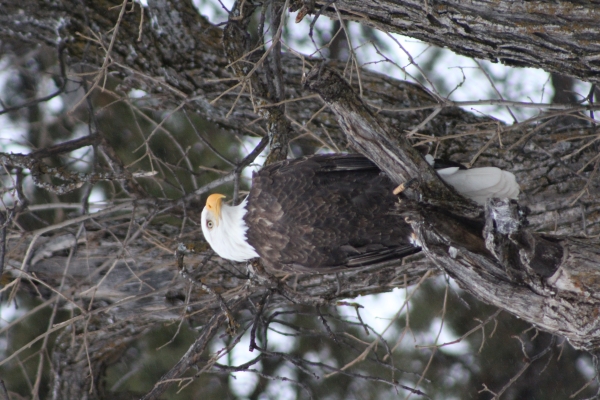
[
  {"left": 439, "top": 167, "right": 519, "bottom": 205},
  {"left": 426, "top": 155, "right": 519, "bottom": 205}
]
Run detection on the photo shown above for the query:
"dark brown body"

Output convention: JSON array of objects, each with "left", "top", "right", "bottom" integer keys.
[{"left": 244, "top": 154, "right": 419, "bottom": 271}]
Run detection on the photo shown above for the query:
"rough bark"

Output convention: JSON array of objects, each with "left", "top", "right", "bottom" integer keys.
[
  {"left": 2, "top": 0, "right": 599, "bottom": 138},
  {"left": 312, "top": 0, "right": 600, "bottom": 84},
  {"left": 304, "top": 64, "right": 600, "bottom": 349},
  {"left": 1, "top": 0, "right": 600, "bottom": 398}
]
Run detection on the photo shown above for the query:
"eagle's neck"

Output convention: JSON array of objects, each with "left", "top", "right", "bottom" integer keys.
[{"left": 214, "top": 198, "right": 259, "bottom": 262}]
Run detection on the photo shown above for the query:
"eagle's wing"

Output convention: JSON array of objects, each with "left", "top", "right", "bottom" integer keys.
[
  {"left": 344, "top": 245, "right": 420, "bottom": 268},
  {"left": 274, "top": 153, "right": 379, "bottom": 173},
  {"left": 245, "top": 154, "right": 416, "bottom": 272}
]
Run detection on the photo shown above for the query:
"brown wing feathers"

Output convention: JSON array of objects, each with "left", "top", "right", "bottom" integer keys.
[{"left": 243, "top": 154, "right": 417, "bottom": 271}]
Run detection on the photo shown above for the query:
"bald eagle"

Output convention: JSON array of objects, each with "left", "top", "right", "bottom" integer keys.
[{"left": 201, "top": 154, "right": 519, "bottom": 272}]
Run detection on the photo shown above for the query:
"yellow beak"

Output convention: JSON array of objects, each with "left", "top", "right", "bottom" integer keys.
[{"left": 206, "top": 194, "right": 226, "bottom": 225}]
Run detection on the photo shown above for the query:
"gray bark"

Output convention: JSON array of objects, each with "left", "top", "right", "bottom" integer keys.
[
  {"left": 304, "top": 64, "right": 600, "bottom": 350},
  {"left": 1, "top": 0, "right": 600, "bottom": 398},
  {"left": 315, "top": 0, "right": 600, "bottom": 84}
]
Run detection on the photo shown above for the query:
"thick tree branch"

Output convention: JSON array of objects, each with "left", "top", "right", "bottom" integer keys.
[
  {"left": 303, "top": 64, "right": 481, "bottom": 215},
  {"left": 312, "top": 0, "right": 600, "bottom": 84},
  {"left": 305, "top": 65, "right": 600, "bottom": 351}
]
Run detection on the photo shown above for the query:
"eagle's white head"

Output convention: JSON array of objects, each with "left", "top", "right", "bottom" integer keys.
[{"left": 201, "top": 194, "right": 259, "bottom": 262}]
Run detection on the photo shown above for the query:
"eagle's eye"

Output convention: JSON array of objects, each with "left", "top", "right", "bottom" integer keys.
[{"left": 207, "top": 220, "right": 214, "bottom": 229}]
